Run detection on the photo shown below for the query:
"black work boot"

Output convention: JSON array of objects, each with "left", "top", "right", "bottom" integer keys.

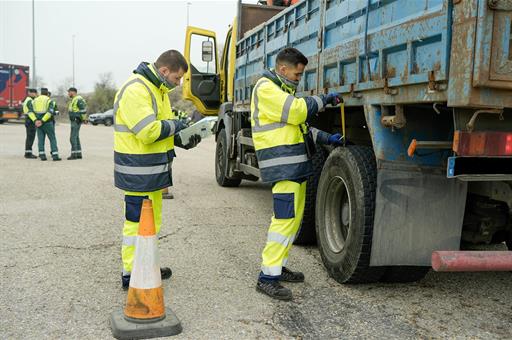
[
  {"left": 121, "top": 267, "right": 173, "bottom": 290},
  {"left": 160, "top": 267, "right": 172, "bottom": 279},
  {"left": 53, "top": 156, "right": 62, "bottom": 161},
  {"left": 280, "top": 267, "right": 305, "bottom": 283},
  {"left": 162, "top": 191, "right": 174, "bottom": 199},
  {"left": 24, "top": 153, "right": 37, "bottom": 159},
  {"left": 39, "top": 154, "right": 47, "bottom": 161},
  {"left": 76, "top": 153, "right": 82, "bottom": 159},
  {"left": 256, "top": 279, "right": 292, "bottom": 301},
  {"left": 67, "top": 154, "right": 77, "bottom": 160}
]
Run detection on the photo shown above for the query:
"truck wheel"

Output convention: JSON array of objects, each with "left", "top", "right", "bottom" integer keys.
[
  {"left": 215, "top": 128, "right": 241, "bottom": 187},
  {"left": 294, "top": 144, "right": 328, "bottom": 245},
  {"left": 316, "top": 146, "right": 385, "bottom": 283},
  {"left": 380, "top": 266, "right": 430, "bottom": 283}
]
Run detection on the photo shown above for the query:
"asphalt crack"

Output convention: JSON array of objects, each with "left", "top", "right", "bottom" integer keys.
[{"left": 3, "top": 241, "right": 117, "bottom": 252}]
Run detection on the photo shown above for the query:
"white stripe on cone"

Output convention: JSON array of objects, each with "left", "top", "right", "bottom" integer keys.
[{"left": 129, "top": 235, "right": 162, "bottom": 289}]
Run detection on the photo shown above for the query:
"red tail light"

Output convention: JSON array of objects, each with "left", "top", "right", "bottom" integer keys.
[{"left": 453, "top": 131, "right": 512, "bottom": 156}]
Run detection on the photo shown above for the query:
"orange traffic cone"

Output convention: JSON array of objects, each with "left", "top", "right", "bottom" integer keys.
[{"left": 111, "top": 199, "right": 182, "bottom": 339}]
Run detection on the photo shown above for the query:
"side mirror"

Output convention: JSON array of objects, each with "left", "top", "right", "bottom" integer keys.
[{"left": 202, "top": 41, "right": 214, "bottom": 62}]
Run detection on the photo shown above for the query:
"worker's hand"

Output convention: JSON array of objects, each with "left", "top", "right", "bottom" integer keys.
[
  {"left": 35, "top": 120, "right": 42, "bottom": 128},
  {"left": 174, "top": 119, "right": 188, "bottom": 133},
  {"left": 174, "top": 134, "right": 201, "bottom": 149},
  {"left": 183, "top": 134, "right": 201, "bottom": 149},
  {"left": 328, "top": 133, "right": 343, "bottom": 146},
  {"left": 180, "top": 117, "right": 192, "bottom": 127},
  {"left": 324, "top": 93, "right": 343, "bottom": 106}
]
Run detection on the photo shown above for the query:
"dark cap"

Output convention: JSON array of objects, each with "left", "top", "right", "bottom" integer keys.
[
  {"left": 27, "top": 88, "right": 38, "bottom": 93},
  {"left": 40, "top": 88, "right": 49, "bottom": 95},
  {"left": 68, "top": 87, "right": 77, "bottom": 92}
]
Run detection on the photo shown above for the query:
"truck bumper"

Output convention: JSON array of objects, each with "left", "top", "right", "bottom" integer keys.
[{"left": 432, "top": 251, "right": 512, "bottom": 272}]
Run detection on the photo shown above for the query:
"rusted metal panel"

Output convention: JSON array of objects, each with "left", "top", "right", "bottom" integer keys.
[{"left": 239, "top": 4, "right": 283, "bottom": 39}]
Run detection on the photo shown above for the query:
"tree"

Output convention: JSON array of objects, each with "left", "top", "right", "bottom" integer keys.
[
  {"left": 86, "top": 72, "right": 117, "bottom": 114},
  {"left": 56, "top": 77, "right": 74, "bottom": 97}
]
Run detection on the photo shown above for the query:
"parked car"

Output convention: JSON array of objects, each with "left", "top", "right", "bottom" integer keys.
[{"left": 89, "top": 109, "right": 113, "bottom": 126}]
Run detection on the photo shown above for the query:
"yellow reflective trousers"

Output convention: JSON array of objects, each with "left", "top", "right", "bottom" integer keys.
[
  {"left": 261, "top": 180, "right": 307, "bottom": 278},
  {"left": 121, "top": 190, "right": 162, "bottom": 275}
]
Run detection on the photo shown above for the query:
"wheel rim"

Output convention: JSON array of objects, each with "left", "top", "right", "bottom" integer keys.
[{"left": 325, "top": 175, "right": 351, "bottom": 254}]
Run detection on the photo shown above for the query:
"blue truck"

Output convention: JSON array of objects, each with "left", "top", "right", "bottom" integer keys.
[{"left": 183, "top": 0, "right": 512, "bottom": 283}]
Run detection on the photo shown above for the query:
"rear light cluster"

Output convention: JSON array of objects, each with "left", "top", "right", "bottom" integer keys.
[{"left": 453, "top": 131, "right": 512, "bottom": 156}]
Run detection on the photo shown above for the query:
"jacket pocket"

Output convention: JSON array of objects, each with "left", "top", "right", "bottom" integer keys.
[{"left": 273, "top": 193, "right": 295, "bottom": 219}]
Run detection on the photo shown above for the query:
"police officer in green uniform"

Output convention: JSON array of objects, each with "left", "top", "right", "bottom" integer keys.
[
  {"left": 48, "top": 91, "right": 58, "bottom": 126},
  {"left": 27, "top": 88, "right": 61, "bottom": 161},
  {"left": 23, "top": 88, "right": 38, "bottom": 158},
  {"left": 67, "top": 87, "right": 87, "bottom": 160}
]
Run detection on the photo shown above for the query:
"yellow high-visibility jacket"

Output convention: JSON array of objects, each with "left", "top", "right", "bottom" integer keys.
[
  {"left": 251, "top": 69, "right": 330, "bottom": 183},
  {"left": 113, "top": 63, "right": 182, "bottom": 192},
  {"left": 29, "top": 95, "right": 54, "bottom": 123}
]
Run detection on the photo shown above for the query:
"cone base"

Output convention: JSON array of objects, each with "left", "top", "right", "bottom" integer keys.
[{"left": 110, "top": 307, "right": 182, "bottom": 340}]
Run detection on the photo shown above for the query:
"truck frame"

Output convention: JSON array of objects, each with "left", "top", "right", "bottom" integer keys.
[{"left": 183, "top": 0, "right": 512, "bottom": 283}]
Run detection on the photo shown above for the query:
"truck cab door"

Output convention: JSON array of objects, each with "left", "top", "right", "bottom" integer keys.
[{"left": 183, "top": 27, "right": 221, "bottom": 116}]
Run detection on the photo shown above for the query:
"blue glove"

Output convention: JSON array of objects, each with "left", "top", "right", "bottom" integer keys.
[
  {"left": 328, "top": 133, "right": 343, "bottom": 146},
  {"left": 324, "top": 93, "right": 343, "bottom": 106}
]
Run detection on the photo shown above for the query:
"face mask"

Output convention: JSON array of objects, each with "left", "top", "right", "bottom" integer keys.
[
  {"left": 153, "top": 63, "right": 176, "bottom": 92},
  {"left": 275, "top": 71, "right": 299, "bottom": 92}
]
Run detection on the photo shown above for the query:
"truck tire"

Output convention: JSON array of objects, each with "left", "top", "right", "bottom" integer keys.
[
  {"left": 215, "top": 128, "right": 241, "bottom": 187},
  {"left": 294, "top": 144, "right": 328, "bottom": 245},
  {"left": 315, "top": 146, "right": 385, "bottom": 284},
  {"left": 104, "top": 118, "right": 113, "bottom": 126},
  {"left": 380, "top": 266, "right": 430, "bottom": 283}
]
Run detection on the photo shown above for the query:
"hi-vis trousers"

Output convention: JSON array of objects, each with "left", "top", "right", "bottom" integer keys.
[
  {"left": 121, "top": 190, "right": 162, "bottom": 275},
  {"left": 260, "top": 180, "right": 307, "bottom": 279}
]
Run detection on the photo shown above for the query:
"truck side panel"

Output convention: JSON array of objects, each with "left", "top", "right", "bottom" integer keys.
[
  {"left": 234, "top": 0, "right": 451, "bottom": 109},
  {"left": 0, "top": 63, "right": 11, "bottom": 109},
  {"left": 0, "top": 63, "right": 29, "bottom": 113}
]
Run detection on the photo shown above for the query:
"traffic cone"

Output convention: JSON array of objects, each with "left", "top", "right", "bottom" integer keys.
[{"left": 111, "top": 199, "right": 182, "bottom": 339}]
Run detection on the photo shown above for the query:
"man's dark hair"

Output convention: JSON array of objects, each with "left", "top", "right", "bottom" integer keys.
[
  {"left": 48, "top": 91, "right": 51, "bottom": 96},
  {"left": 40, "top": 88, "right": 49, "bottom": 96},
  {"left": 28, "top": 88, "right": 38, "bottom": 94},
  {"left": 155, "top": 50, "right": 189, "bottom": 73},
  {"left": 276, "top": 48, "right": 308, "bottom": 67},
  {"left": 68, "top": 87, "right": 77, "bottom": 93}
]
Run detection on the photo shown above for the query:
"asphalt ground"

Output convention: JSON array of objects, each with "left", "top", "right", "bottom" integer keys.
[{"left": 1, "top": 122, "right": 511, "bottom": 339}]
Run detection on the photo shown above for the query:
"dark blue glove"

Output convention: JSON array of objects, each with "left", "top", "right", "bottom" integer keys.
[
  {"left": 324, "top": 93, "right": 343, "bottom": 106},
  {"left": 174, "top": 119, "right": 188, "bottom": 134},
  {"left": 328, "top": 133, "right": 343, "bottom": 146}
]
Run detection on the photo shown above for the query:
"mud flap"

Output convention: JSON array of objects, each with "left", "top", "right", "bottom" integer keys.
[{"left": 370, "top": 162, "right": 468, "bottom": 266}]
